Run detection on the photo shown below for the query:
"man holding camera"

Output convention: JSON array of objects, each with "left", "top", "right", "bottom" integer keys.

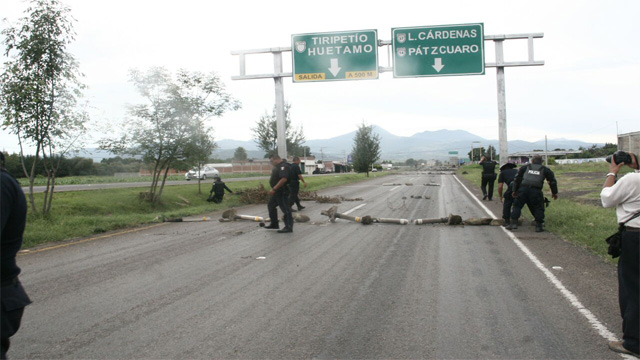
[
  {"left": 601, "top": 151, "right": 640, "bottom": 357},
  {"left": 506, "top": 155, "right": 558, "bottom": 232}
]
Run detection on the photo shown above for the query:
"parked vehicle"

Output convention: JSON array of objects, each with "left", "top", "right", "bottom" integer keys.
[{"left": 185, "top": 165, "right": 219, "bottom": 180}]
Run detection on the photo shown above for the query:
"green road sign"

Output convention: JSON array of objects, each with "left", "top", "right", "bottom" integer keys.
[
  {"left": 292, "top": 30, "right": 378, "bottom": 83},
  {"left": 392, "top": 23, "right": 484, "bottom": 78},
  {"left": 448, "top": 151, "right": 459, "bottom": 155}
]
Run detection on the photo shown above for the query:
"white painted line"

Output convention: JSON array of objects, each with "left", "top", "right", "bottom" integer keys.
[
  {"left": 343, "top": 203, "right": 366, "bottom": 215},
  {"left": 453, "top": 175, "right": 622, "bottom": 346},
  {"left": 390, "top": 186, "right": 401, "bottom": 192}
]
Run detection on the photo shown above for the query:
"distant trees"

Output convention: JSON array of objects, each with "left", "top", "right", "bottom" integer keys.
[
  {"left": 101, "top": 67, "right": 240, "bottom": 202},
  {"left": 468, "top": 147, "right": 485, "bottom": 162},
  {"left": 252, "top": 102, "right": 306, "bottom": 158},
  {"left": 351, "top": 123, "right": 381, "bottom": 177},
  {"left": 1, "top": 0, "right": 88, "bottom": 214},
  {"left": 567, "top": 143, "right": 617, "bottom": 159},
  {"left": 234, "top": 147, "right": 248, "bottom": 162}
]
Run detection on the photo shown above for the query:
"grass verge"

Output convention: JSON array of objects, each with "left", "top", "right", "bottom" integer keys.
[
  {"left": 23, "top": 172, "right": 390, "bottom": 249},
  {"left": 17, "top": 172, "right": 268, "bottom": 186},
  {"left": 458, "top": 164, "right": 620, "bottom": 261}
]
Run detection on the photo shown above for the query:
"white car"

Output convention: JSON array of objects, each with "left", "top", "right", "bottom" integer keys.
[{"left": 185, "top": 166, "right": 219, "bottom": 180}]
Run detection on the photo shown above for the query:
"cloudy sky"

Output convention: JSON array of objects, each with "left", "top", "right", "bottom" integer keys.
[{"left": 1, "top": 0, "right": 639, "bottom": 156}]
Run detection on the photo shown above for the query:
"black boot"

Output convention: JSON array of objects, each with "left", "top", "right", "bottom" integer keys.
[
  {"left": 535, "top": 223, "right": 544, "bottom": 232},
  {"left": 263, "top": 223, "right": 279, "bottom": 229},
  {"left": 506, "top": 220, "right": 518, "bottom": 230},
  {"left": 298, "top": 205, "right": 305, "bottom": 211},
  {"left": 502, "top": 219, "right": 510, "bottom": 227}
]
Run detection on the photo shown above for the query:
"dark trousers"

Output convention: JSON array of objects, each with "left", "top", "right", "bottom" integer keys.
[
  {"left": 211, "top": 193, "right": 223, "bottom": 203},
  {"left": 510, "top": 186, "right": 545, "bottom": 223},
  {"left": 481, "top": 174, "right": 496, "bottom": 200},
  {"left": 268, "top": 190, "right": 293, "bottom": 230},
  {"left": 288, "top": 182, "right": 302, "bottom": 209},
  {"left": 502, "top": 185, "right": 514, "bottom": 221},
  {"left": 619, "top": 230, "right": 639, "bottom": 353},
  {"left": 1, "top": 281, "right": 30, "bottom": 360}
]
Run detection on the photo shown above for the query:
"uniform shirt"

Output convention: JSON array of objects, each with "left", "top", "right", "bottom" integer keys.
[
  {"left": 1, "top": 169, "right": 27, "bottom": 282},
  {"left": 513, "top": 163, "right": 558, "bottom": 194},
  {"left": 289, "top": 163, "right": 302, "bottom": 184},
  {"left": 601, "top": 171, "right": 640, "bottom": 227},
  {"left": 479, "top": 160, "right": 498, "bottom": 175},
  {"left": 498, "top": 168, "right": 518, "bottom": 185},
  {"left": 211, "top": 180, "right": 232, "bottom": 195},
  {"left": 269, "top": 160, "right": 290, "bottom": 191}
]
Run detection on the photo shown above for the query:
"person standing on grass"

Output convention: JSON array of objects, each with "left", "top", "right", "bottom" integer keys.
[
  {"left": 1, "top": 152, "right": 32, "bottom": 359},
  {"left": 600, "top": 151, "right": 640, "bottom": 358}
]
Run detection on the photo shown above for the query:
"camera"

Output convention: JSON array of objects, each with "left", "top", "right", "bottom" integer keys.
[{"left": 605, "top": 151, "right": 633, "bottom": 165}]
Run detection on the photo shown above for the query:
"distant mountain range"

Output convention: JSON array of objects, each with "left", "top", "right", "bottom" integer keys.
[
  {"left": 216, "top": 127, "right": 603, "bottom": 161},
  {"left": 78, "top": 127, "right": 603, "bottom": 162}
]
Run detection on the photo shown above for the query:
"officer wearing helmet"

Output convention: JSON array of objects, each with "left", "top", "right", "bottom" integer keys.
[{"left": 506, "top": 155, "right": 558, "bottom": 232}]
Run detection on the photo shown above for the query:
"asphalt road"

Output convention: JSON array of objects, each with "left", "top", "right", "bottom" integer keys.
[{"left": 11, "top": 172, "right": 628, "bottom": 359}]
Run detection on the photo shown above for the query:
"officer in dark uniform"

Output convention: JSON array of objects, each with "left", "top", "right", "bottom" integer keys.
[
  {"left": 479, "top": 156, "right": 498, "bottom": 200},
  {"left": 506, "top": 155, "right": 558, "bottom": 232},
  {"left": 497, "top": 162, "right": 518, "bottom": 226},
  {"left": 1, "top": 152, "right": 32, "bottom": 359},
  {"left": 208, "top": 176, "right": 233, "bottom": 203},
  {"left": 288, "top": 156, "right": 307, "bottom": 212},
  {"left": 264, "top": 154, "right": 293, "bottom": 233}
]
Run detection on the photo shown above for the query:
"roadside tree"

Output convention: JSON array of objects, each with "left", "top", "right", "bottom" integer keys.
[
  {"left": 351, "top": 123, "right": 381, "bottom": 177},
  {"left": 1, "top": 0, "right": 88, "bottom": 214},
  {"left": 234, "top": 147, "right": 248, "bottom": 162},
  {"left": 101, "top": 67, "right": 239, "bottom": 202},
  {"left": 252, "top": 102, "right": 306, "bottom": 158}
]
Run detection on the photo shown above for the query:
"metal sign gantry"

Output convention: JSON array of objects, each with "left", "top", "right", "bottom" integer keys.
[{"left": 231, "top": 27, "right": 544, "bottom": 163}]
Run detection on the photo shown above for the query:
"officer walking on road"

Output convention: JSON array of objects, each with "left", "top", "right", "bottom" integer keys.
[
  {"left": 288, "top": 156, "right": 307, "bottom": 212},
  {"left": 506, "top": 155, "right": 558, "bottom": 232},
  {"left": 479, "top": 156, "right": 498, "bottom": 200},
  {"left": 264, "top": 154, "right": 294, "bottom": 233},
  {"left": 1, "top": 152, "right": 32, "bottom": 359},
  {"left": 497, "top": 162, "right": 518, "bottom": 227},
  {"left": 208, "top": 176, "right": 233, "bottom": 204}
]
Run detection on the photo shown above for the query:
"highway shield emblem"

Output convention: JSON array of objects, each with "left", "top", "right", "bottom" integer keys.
[
  {"left": 396, "top": 33, "right": 406, "bottom": 44},
  {"left": 397, "top": 47, "right": 406, "bottom": 57},
  {"left": 295, "top": 41, "right": 306, "bottom": 53}
]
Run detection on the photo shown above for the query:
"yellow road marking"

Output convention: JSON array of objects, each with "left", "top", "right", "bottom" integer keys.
[{"left": 19, "top": 223, "right": 167, "bottom": 255}]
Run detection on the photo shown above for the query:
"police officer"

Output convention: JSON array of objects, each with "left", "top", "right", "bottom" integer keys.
[
  {"left": 288, "top": 156, "right": 307, "bottom": 212},
  {"left": 506, "top": 155, "right": 558, "bottom": 232},
  {"left": 1, "top": 152, "right": 32, "bottom": 359},
  {"left": 264, "top": 154, "right": 293, "bottom": 233},
  {"left": 497, "top": 162, "right": 518, "bottom": 226},
  {"left": 479, "top": 156, "right": 498, "bottom": 200},
  {"left": 208, "top": 176, "right": 233, "bottom": 203}
]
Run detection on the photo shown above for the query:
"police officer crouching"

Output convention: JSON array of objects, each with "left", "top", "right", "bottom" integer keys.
[
  {"left": 208, "top": 176, "right": 233, "bottom": 203},
  {"left": 506, "top": 155, "right": 558, "bottom": 232},
  {"left": 497, "top": 162, "right": 518, "bottom": 226}
]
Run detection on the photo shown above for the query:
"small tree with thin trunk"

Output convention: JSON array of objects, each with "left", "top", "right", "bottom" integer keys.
[
  {"left": 351, "top": 122, "right": 381, "bottom": 177},
  {"left": 1, "top": 0, "right": 88, "bottom": 215}
]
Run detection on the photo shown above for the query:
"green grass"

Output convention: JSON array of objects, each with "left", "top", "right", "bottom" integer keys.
[
  {"left": 23, "top": 172, "right": 390, "bottom": 249},
  {"left": 458, "top": 163, "right": 623, "bottom": 261},
  {"left": 17, "top": 172, "right": 269, "bottom": 186}
]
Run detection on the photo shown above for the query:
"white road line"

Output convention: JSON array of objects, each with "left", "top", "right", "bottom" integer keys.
[
  {"left": 390, "top": 186, "right": 401, "bottom": 192},
  {"left": 343, "top": 203, "right": 366, "bottom": 215},
  {"left": 452, "top": 175, "right": 625, "bottom": 349}
]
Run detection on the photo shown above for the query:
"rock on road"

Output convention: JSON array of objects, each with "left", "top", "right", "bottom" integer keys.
[{"left": 11, "top": 172, "right": 626, "bottom": 359}]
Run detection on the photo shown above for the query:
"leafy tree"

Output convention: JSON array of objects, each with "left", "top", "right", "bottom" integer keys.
[
  {"left": 234, "top": 147, "right": 248, "bottom": 162},
  {"left": 405, "top": 158, "right": 417, "bottom": 167},
  {"left": 1, "top": 0, "right": 88, "bottom": 214},
  {"left": 101, "top": 67, "right": 239, "bottom": 202},
  {"left": 183, "top": 120, "right": 217, "bottom": 194},
  {"left": 467, "top": 147, "right": 486, "bottom": 162},
  {"left": 486, "top": 145, "right": 497, "bottom": 161},
  {"left": 351, "top": 122, "right": 381, "bottom": 177},
  {"left": 252, "top": 102, "right": 305, "bottom": 158}
]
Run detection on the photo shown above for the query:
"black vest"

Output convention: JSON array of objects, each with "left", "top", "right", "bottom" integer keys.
[{"left": 521, "top": 164, "right": 545, "bottom": 188}]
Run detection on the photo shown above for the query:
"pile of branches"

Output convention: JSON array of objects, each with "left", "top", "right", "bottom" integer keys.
[{"left": 238, "top": 184, "right": 270, "bottom": 204}]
